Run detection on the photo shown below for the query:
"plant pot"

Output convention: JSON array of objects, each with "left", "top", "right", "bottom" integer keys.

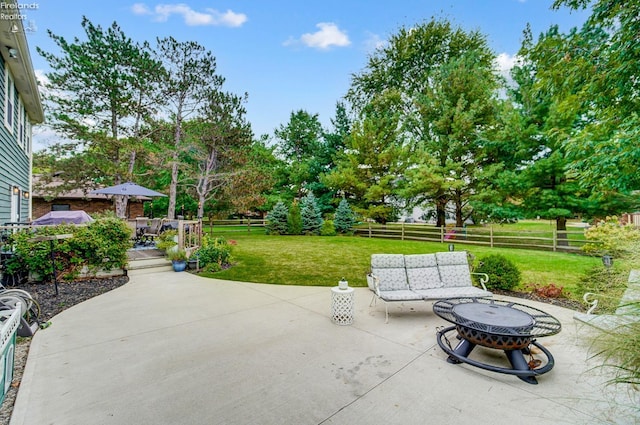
[
  {"left": 188, "top": 259, "right": 198, "bottom": 270},
  {"left": 172, "top": 260, "right": 187, "bottom": 272}
]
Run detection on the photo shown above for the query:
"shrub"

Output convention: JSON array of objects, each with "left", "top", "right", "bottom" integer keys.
[
  {"left": 266, "top": 201, "right": 289, "bottom": 235},
  {"left": 300, "top": 193, "right": 323, "bottom": 235},
  {"left": 475, "top": 254, "right": 521, "bottom": 291},
  {"left": 320, "top": 220, "right": 336, "bottom": 236},
  {"left": 287, "top": 201, "right": 302, "bottom": 235},
  {"left": 582, "top": 216, "right": 640, "bottom": 257},
  {"left": 195, "top": 236, "right": 232, "bottom": 270},
  {"left": 156, "top": 230, "right": 178, "bottom": 251},
  {"left": 334, "top": 199, "right": 355, "bottom": 234},
  {"left": 5, "top": 213, "right": 130, "bottom": 282}
]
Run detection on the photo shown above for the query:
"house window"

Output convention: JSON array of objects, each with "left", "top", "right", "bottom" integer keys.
[
  {"left": 4, "top": 65, "right": 14, "bottom": 133},
  {"left": 51, "top": 204, "right": 70, "bottom": 211},
  {"left": 18, "top": 98, "right": 24, "bottom": 149},
  {"left": 25, "top": 120, "right": 31, "bottom": 154}
]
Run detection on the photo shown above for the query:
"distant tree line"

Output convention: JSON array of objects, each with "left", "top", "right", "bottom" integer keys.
[{"left": 34, "top": 0, "right": 639, "bottom": 230}]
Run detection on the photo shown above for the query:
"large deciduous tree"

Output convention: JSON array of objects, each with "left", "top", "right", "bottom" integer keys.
[
  {"left": 185, "top": 89, "right": 254, "bottom": 219},
  {"left": 273, "top": 110, "right": 324, "bottom": 200},
  {"left": 37, "top": 17, "right": 163, "bottom": 217},
  {"left": 345, "top": 19, "right": 500, "bottom": 226},
  {"left": 552, "top": 0, "right": 640, "bottom": 194}
]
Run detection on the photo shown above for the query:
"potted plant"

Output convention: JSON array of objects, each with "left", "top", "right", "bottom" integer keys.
[{"left": 167, "top": 249, "right": 188, "bottom": 272}]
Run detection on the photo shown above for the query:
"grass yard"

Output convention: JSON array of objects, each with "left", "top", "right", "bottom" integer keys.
[{"left": 205, "top": 230, "right": 604, "bottom": 301}]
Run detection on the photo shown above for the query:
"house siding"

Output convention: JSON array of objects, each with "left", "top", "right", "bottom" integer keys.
[{"left": 0, "top": 55, "right": 31, "bottom": 223}]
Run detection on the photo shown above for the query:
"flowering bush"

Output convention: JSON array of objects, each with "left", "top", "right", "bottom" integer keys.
[
  {"left": 582, "top": 216, "right": 640, "bottom": 257},
  {"left": 194, "top": 236, "right": 233, "bottom": 270}
]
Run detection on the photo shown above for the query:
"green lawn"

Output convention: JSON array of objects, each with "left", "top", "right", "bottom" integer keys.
[{"left": 205, "top": 231, "right": 603, "bottom": 301}]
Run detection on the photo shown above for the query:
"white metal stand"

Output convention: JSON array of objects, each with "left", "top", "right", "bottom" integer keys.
[{"left": 331, "top": 287, "right": 354, "bottom": 325}]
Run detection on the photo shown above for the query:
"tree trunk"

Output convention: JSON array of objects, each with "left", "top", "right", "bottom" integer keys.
[
  {"left": 197, "top": 194, "right": 206, "bottom": 219},
  {"left": 114, "top": 195, "right": 127, "bottom": 218},
  {"left": 168, "top": 154, "right": 179, "bottom": 219},
  {"left": 455, "top": 190, "right": 463, "bottom": 227},
  {"left": 436, "top": 195, "right": 447, "bottom": 227},
  {"left": 556, "top": 216, "right": 568, "bottom": 246}
]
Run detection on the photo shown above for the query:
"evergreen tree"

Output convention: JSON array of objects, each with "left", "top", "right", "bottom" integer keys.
[
  {"left": 334, "top": 199, "right": 355, "bottom": 234},
  {"left": 287, "top": 201, "right": 302, "bottom": 235},
  {"left": 266, "top": 201, "right": 289, "bottom": 235},
  {"left": 300, "top": 193, "right": 323, "bottom": 235}
]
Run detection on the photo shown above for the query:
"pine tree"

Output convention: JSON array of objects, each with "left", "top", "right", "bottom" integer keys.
[
  {"left": 287, "top": 201, "right": 302, "bottom": 235},
  {"left": 334, "top": 199, "right": 355, "bottom": 234},
  {"left": 266, "top": 201, "right": 289, "bottom": 235},
  {"left": 300, "top": 193, "right": 323, "bottom": 235}
]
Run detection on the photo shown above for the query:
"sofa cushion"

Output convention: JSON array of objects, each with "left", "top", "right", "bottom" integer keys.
[
  {"left": 435, "top": 252, "right": 473, "bottom": 288},
  {"left": 371, "top": 268, "right": 409, "bottom": 291},
  {"left": 371, "top": 254, "right": 405, "bottom": 268},
  {"left": 378, "top": 289, "right": 421, "bottom": 301},
  {"left": 438, "top": 265, "right": 473, "bottom": 287},
  {"left": 412, "top": 286, "right": 492, "bottom": 299},
  {"left": 435, "top": 251, "right": 469, "bottom": 266},
  {"left": 404, "top": 254, "right": 443, "bottom": 290}
]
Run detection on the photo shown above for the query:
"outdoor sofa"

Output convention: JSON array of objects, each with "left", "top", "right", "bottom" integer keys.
[{"left": 366, "top": 251, "right": 492, "bottom": 322}]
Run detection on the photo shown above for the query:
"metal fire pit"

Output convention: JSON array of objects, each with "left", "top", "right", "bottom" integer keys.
[{"left": 433, "top": 298, "right": 562, "bottom": 384}]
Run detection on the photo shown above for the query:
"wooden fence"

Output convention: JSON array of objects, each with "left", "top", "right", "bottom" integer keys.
[
  {"left": 354, "top": 223, "right": 589, "bottom": 252},
  {"left": 205, "top": 218, "right": 266, "bottom": 234},
  {"left": 205, "top": 219, "right": 591, "bottom": 253}
]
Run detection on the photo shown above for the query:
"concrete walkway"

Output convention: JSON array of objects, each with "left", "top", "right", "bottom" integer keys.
[{"left": 10, "top": 272, "right": 639, "bottom": 425}]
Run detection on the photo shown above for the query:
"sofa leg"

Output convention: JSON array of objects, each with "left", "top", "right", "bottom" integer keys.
[{"left": 369, "top": 293, "right": 377, "bottom": 307}]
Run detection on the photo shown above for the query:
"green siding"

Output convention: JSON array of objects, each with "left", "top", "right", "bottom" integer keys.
[{"left": 0, "top": 54, "right": 31, "bottom": 223}]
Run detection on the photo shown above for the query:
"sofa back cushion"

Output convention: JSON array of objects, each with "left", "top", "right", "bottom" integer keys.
[
  {"left": 435, "top": 252, "right": 472, "bottom": 288},
  {"left": 404, "top": 254, "right": 443, "bottom": 290},
  {"left": 371, "top": 254, "right": 409, "bottom": 291}
]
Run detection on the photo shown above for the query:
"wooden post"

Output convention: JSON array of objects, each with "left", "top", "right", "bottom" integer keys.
[
  {"left": 553, "top": 229, "right": 557, "bottom": 252},
  {"left": 401, "top": 222, "right": 405, "bottom": 240},
  {"left": 178, "top": 220, "right": 185, "bottom": 250},
  {"left": 490, "top": 226, "right": 494, "bottom": 248}
]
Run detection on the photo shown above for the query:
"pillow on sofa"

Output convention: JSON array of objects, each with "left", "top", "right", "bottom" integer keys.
[
  {"left": 404, "top": 254, "right": 443, "bottom": 290},
  {"left": 435, "top": 252, "right": 473, "bottom": 288},
  {"left": 370, "top": 254, "right": 409, "bottom": 291}
]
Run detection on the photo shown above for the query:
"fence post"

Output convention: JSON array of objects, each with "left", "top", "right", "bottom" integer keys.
[
  {"left": 553, "top": 229, "right": 557, "bottom": 252},
  {"left": 401, "top": 222, "right": 405, "bottom": 240},
  {"left": 368, "top": 223, "right": 372, "bottom": 238},
  {"left": 440, "top": 226, "right": 444, "bottom": 243},
  {"left": 490, "top": 226, "right": 494, "bottom": 248},
  {"left": 248, "top": 218, "right": 251, "bottom": 233}
]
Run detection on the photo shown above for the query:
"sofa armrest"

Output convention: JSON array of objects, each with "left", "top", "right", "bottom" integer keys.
[
  {"left": 471, "top": 272, "right": 489, "bottom": 291},
  {"left": 366, "top": 273, "right": 379, "bottom": 294},
  {"left": 582, "top": 292, "right": 598, "bottom": 315}
]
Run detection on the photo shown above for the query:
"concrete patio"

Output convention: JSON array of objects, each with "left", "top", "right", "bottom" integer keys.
[{"left": 10, "top": 271, "right": 639, "bottom": 424}]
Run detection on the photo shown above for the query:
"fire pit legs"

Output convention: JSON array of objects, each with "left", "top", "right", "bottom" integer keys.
[
  {"left": 436, "top": 326, "right": 556, "bottom": 385},
  {"left": 505, "top": 350, "right": 538, "bottom": 384},
  {"left": 447, "top": 338, "right": 475, "bottom": 364}
]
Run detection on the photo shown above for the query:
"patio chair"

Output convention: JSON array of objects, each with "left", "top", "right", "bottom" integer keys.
[{"left": 142, "top": 218, "right": 163, "bottom": 245}]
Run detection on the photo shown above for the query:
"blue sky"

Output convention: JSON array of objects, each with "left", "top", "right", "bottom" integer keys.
[{"left": 23, "top": 1, "right": 589, "bottom": 150}]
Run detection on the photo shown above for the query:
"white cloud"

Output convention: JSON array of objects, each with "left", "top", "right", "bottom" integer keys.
[
  {"left": 131, "top": 3, "right": 247, "bottom": 27},
  {"left": 286, "top": 22, "right": 350, "bottom": 50},
  {"left": 363, "top": 31, "right": 386, "bottom": 52},
  {"left": 495, "top": 52, "right": 523, "bottom": 87}
]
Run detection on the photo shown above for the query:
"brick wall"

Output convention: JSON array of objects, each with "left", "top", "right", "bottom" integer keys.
[{"left": 32, "top": 198, "right": 144, "bottom": 220}]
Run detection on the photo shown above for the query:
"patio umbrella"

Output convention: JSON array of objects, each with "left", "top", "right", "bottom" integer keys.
[{"left": 90, "top": 182, "right": 167, "bottom": 197}]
